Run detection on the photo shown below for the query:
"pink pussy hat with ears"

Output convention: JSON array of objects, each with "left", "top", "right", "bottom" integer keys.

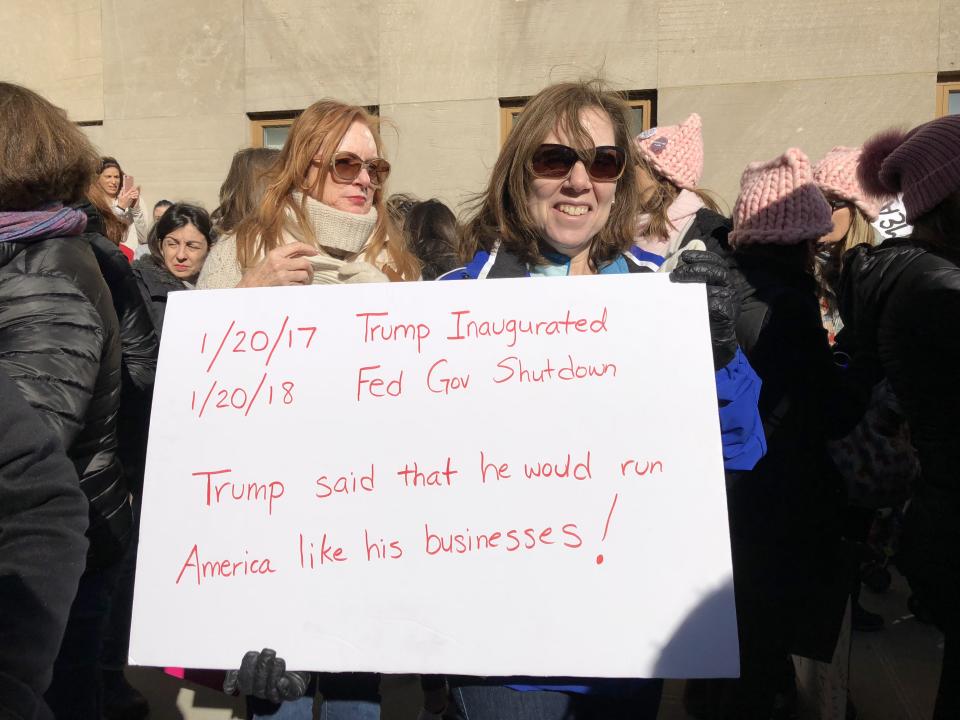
[
  {"left": 729, "top": 147, "right": 834, "bottom": 248},
  {"left": 634, "top": 113, "right": 704, "bottom": 191},
  {"left": 812, "top": 146, "right": 882, "bottom": 221}
]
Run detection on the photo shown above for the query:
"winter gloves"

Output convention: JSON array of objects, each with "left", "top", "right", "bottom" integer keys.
[
  {"left": 669, "top": 249, "right": 740, "bottom": 370},
  {"left": 223, "top": 648, "right": 310, "bottom": 703}
]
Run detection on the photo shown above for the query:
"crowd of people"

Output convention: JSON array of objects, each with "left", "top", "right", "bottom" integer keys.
[{"left": 0, "top": 76, "right": 957, "bottom": 720}]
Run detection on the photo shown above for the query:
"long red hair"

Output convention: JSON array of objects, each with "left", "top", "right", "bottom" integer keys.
[{"left": 235, "top": 100, "right": 419, "bottom": 280}]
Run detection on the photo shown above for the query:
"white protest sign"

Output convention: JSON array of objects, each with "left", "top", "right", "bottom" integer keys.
[{"left": 130, "top": 274, "right": 739, "bottom": 679}]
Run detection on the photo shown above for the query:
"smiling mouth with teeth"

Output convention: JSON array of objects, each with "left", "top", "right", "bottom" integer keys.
[{"left": 557, "top": 204, "right": 589, "bottom": 216}]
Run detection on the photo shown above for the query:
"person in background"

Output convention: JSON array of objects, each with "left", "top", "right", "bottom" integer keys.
[
  {"left": 153, "top": 199, "right": 173, "bottom": 224},
  {"left": 688, "top": 149, "right": 870, "bottom": 720},
  {"left": 132, "top": 200, "right": 174, "bottom": 260},
  {"left": 87, "top": 177, "right": 135, "bottom": 262},
  {"left": 841, "top": 116, "right": 960, "bottom": 719},
  {"left": 132, "top": 203, "right": 215, "bottom": 338},
  {"left": 633, "top": 113, "right": 730, "bottom": 267},
  {"left": 0, "top": 81, "right": 134, "bottom": 720},
  {"left": 811, "top": 147, "right": 882, "bottom": 345},
  {"left": 198, "top": 99, "right": 419, "bottom": 290},
  {"left": 402, "top": 199, "right": 460, "bottom": 280},
  {"left": 435, "top": 79, "right": 765, "bottom": 720},
  {"left": 0, "top": 367, "right": 89, "bottom": 720},
  {"left": 210, "top": 147, "right": 279, "bottom": 237},
  {"left": 95, "top": 156, "right": 148, "bottom": 256}
]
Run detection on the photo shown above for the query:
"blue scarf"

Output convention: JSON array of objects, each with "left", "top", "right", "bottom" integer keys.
[{"left": 0, "top": 204, "right": 88, "bottom": 243}]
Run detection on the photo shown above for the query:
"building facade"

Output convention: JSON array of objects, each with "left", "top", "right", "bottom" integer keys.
[{"left": 3, "top": 0, "right": 959, "bottom": 214}]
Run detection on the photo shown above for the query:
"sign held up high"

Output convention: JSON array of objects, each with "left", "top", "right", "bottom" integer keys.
[{"left": 130, "top": 274, "right": 739, "bottom": 679}]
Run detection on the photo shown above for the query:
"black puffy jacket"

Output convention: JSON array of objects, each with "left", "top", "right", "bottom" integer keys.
[
  {"left": 0, "top": 368, "right": 88, "bottom": 720},
  {"left": 131, "top": 254, "right": 187, "bottom": 340},
  {"left": 840, "top": 238, "right": 960, "bottom": 629},
  {"left": 87, "top": 234, "right": 158, "bottom": 494},
  {"left": 0, "top": 234, "right": 132, "bottom": 570}
]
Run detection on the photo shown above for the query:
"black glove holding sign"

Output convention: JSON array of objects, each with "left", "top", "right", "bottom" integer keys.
[
  {"left": 223, "top": 648, "right": 311, "bottom": 703},
  {"left": 669, "top": 250, "right": 739, "bottom": 370}
]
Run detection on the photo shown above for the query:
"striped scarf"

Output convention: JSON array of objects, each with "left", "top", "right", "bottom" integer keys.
[{"left": 0, "top": 204, "right": 88, "bottom": 243}]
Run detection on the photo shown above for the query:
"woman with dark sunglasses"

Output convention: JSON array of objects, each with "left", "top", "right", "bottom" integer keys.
[
  {"left": 435, "top": 80, "right": 765, "bottom": 720},
  {"left": 198, "top": 99, "right": 420, "bottom": 289}
]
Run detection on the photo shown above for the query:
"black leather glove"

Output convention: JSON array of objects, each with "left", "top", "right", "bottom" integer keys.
[
  {"left": 669, "top": 249, "right": 739, "bottom": 369},
  {"left": 222, "top": 648, "right": 311, "bottom": 703}
]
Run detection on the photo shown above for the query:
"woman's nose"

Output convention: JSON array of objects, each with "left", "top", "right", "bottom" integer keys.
[
  {"left": 354, "top": 166, "right": 372, "bottom": 189},
  {"left": 566, "top": 160, "right": 592, "bottom": 191}
]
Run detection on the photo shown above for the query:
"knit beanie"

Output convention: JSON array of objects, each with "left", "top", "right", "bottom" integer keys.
[
  {"left": 729, "top": 148, "right": 834, "bottom": 248},
  {"left": 812, "top": 146, "right": 882, "bottom": 220},
  {"left": 634, "top": 113, "right": 704, "bottom": 190},
  {"left": 857, "top": 115, "right": 960, "bottom": 223}
]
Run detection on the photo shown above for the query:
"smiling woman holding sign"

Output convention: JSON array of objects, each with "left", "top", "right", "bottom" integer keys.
[
  {"left": 198, "top": 100, "right": 420, "bottom": 289},
  {"left": 433, "top": 81, "right": 766, "bottom": 720}
]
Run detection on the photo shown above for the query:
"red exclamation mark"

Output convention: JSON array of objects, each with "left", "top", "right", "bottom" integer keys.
[{"left": 596, "top": 493, "right": 619, "bottom": 565}]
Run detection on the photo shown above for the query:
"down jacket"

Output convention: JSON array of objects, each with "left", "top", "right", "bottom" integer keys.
[
  {"left": 0, "top": 368, "right": 88, "bottom": 720},
  {"left": 0, "top": 233, "right": 132, "bottom": 570},
  {"left": 840, "top": 238, "right": 960, "bottom": 630}
]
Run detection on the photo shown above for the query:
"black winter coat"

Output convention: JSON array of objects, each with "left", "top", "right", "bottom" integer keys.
[
  {"left": 87, "top": 236, "right": 158, "bottom": 494},
  {"left": 840, "top": 238, "right": 960, "bottom": 630},
  {"left": 0, "top": 234, "right": 132, "bottom": 570},
  {"left": 729, "top": 246, "right": 868, "bottom": 660},
  {"left": 0, "top": 369, "right": 88, "bottom": 720},
  {"left": 131, "top": 255, "right": 187, "bottom": 340}
]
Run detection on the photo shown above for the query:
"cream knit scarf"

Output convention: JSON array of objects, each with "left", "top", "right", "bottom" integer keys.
[{"left": 289, "top": 192, "right": 378, "bottom": 284}]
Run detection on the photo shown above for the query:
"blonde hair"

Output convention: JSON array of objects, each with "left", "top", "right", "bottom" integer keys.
[
  {"left": 235, "top": 100, "right": 419, "bottom": 280},
  {"left": 461, "top": 80, "right": 641, "bottom": 271},
  {"left": 635, "top": 152, "right": 724, "bottom": 242}
]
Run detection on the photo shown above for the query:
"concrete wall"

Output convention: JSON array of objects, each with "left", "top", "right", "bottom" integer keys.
[{"left": 0, "top": 0, "right": 954, "bottom": 212}]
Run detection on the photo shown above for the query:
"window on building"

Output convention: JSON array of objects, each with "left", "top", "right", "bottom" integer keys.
[
  {"left": 249, "top": 106, "right": 381, "bottom": 150},
  {"left": 250, "top": 112, "right": 301, "bottom": 149},
  {"left": 499, "top": 91, "right": 656, "bottom": 146},
  {"left": 936, "top": 80, "right": 960, "bottom": 117}
]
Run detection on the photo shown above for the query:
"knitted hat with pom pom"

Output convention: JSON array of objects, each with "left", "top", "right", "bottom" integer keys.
[
  {"left": 813, "top": 146, "right": 882, "bottom": 220},
  {"left": 858, "top": 115, "right": 960, "bottom": 223},
  {"left": 634, "top": 113, "right": 704, "bottom": 190},
  {"left": 729, "top": 148, "right": 834, "bottom": 247}
]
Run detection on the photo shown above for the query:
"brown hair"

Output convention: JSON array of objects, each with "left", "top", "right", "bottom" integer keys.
[
  {"left": 212, "top": 147, "right": 279, "bottom": 235},
  {"left": 0, "top": 82, "right": 99, "bottom": 211},
  {"left": 635, "top": 152, "right": 724, "bottom": 242},
  {"left": 460, "top": 80, "right": 641, "bottom": 271},
  {"left": 235, "top": 100, "right": 419, "bottom": 280},
  {"left": 86, "top": 182, "right": 127, "bottom": 245},
  {"left": 97, "top": 156, "right": 123, "bottom": 198}
]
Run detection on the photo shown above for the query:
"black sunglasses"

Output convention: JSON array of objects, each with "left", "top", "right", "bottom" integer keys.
[
  {"left": 826, "top": 197, "right": 850, "bottom": 211},
  {"left": 329, "top": 152, "right": 391, "bottom": 188},
  {"left": 530, "top": 144, "right": 627, "bottom": 182}
]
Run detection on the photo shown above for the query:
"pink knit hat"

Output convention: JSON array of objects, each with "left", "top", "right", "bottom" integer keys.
[
  {"left": 634, "top": 113, "right": 704, "bottom": 190},
  {"left": 812, "top": 146, "right": 882, "bottom": 220},
  {"left": 729, "top": 148, "right": 834, "bottom": 247}
]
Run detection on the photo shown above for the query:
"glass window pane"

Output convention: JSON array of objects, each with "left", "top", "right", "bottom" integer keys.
[
  {"left": 629, "top": 106, "right": 645, "bottom": 137},
  {"left": 510, "top": 110, "right": 522, "bottom": 127},
  {"left": 263, "top": 125, "right": 290, "bottom": 150},
  {"left": 949, "top": 90, "right": 960, "bottom": 116}
]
